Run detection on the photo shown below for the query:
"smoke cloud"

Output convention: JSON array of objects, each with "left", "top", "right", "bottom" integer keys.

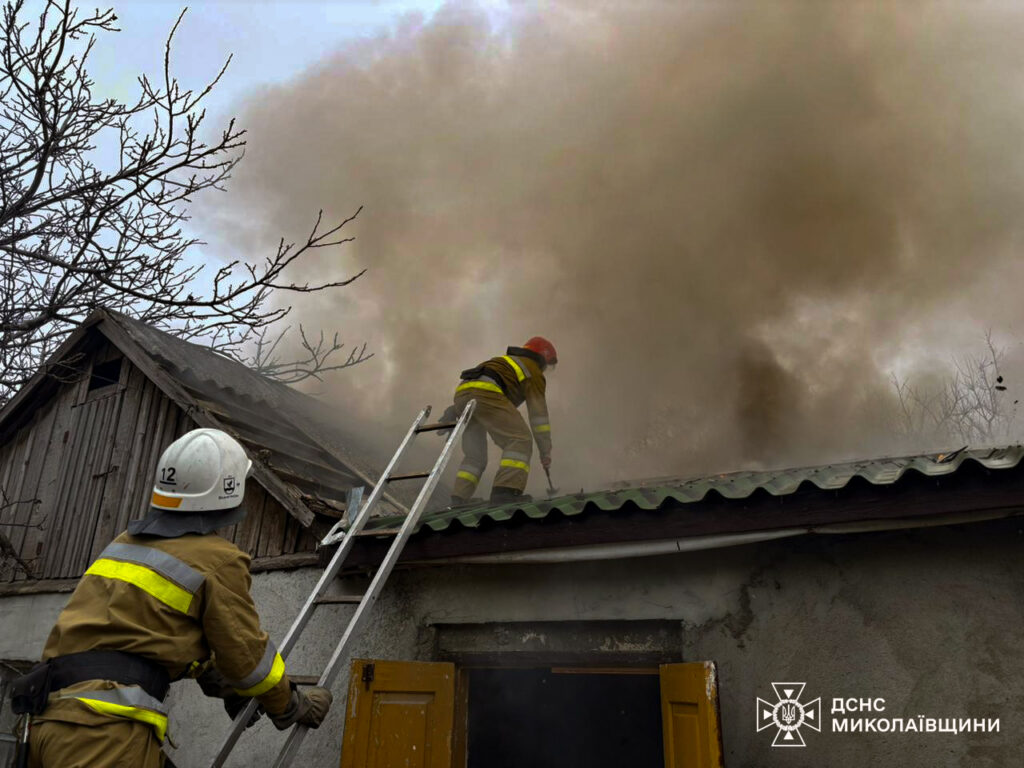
[{"left": 205, "top": 1, "right": 1024, "bottom": 494}]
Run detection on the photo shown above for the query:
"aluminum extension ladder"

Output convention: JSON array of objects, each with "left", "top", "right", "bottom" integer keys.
[{"left": 208, "top": 400, "right": 476, "bottom": 768}]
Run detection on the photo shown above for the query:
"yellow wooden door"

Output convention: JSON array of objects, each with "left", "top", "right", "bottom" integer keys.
[
  {"left": 660, "top": 661, "right": 725, "bottom": 768},
  {"left": 340, "top": 659, "right": 455, "bottom": 768}
]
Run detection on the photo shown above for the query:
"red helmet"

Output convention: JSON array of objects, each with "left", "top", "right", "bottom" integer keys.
[{"left": 523, "top": 336, "right": 558, "bottom": 366}]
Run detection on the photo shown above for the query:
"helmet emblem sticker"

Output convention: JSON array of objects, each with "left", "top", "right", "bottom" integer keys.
[{"left": 223, "top": 476, "right": 236, "bottom": 494}]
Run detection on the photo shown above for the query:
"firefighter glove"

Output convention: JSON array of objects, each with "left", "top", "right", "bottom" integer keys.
[
  {"left": 271, "top": 685, "right": 333, "bottom": 730},
  {"left": 541, "top": 454, "right": 552, "bottom": 470}
]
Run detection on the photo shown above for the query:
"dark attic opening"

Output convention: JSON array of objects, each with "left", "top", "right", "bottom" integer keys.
[
  {"left": 467, "top": 667, "right": 663, "bottom": 768},
  {"left": 87, "top": 357, "right": 123, "bottom": 392}
]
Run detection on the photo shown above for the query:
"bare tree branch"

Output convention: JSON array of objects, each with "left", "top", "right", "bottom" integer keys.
[
  {"left": 0, "top": 0, "right": 369, "bottom": 405},
  {"left": 890, "top": 331, "right": 1019, "bottom": 448}
]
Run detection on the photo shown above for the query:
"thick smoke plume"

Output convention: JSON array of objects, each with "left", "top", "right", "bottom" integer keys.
[{"left": 207, "top": 1, "right": 1024, "bottom": 494}]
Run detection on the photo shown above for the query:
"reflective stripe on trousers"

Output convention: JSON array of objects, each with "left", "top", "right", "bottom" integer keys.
[
  {"left": 499, "top": 450, "right": 531, "bottom": 473},
  {"left": 455, "top": 375, "right": 504, "bottom": 396},
  {"left": 60, "top": 686, "right": 170, "bottom": 742},
  {"left": 456, "top": 462, "right": 485, "bottom": 488}
]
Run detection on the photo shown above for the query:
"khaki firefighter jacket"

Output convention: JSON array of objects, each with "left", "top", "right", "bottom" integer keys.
[
  {"left": 456, "top": 346, "right": 552, "bottom": 458},
  {"left": 37, "top": 531, "right": 293, "bottom": 741}
]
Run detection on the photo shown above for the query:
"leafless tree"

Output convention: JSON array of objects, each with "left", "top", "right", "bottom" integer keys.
[
  {"left": 0, "top": 0, "right": 371, "bottom": 407},
  {"left": 891, "top": 331, "right": 1019, "bottom": 448}
]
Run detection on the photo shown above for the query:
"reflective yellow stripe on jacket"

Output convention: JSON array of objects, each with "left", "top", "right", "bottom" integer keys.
[
  {"left": 84, "top": 542, "right": 204, "bottom": 614},
  {"left": 227, "top": 640, "right": 286, "bottom": 697},
  {"left": 501, "top": 356, "right": 529, "bottom": 382}
]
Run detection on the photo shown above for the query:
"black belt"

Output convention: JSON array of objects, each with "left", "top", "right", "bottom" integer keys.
[
  {"left": 460, "top": 365, "right": 509, "bottom": 398},
  {"left": 49, "top": 650, "right": 170, "bottom": 701}
]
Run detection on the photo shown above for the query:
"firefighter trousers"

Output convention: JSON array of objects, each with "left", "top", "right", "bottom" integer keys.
[
  {"left": 452, "top": 389, "right": 532, "bottom": 498},
  {"left": 28, "top": 718, "right": 164, "bottom": 768}
]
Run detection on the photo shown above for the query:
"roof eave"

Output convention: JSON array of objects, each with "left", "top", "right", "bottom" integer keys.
[
  {"left": 0, "top": 309, "right": 108, "bottom": 437},
  {"left": 95, "top": 313, "right": 317, "bottom": 528}
]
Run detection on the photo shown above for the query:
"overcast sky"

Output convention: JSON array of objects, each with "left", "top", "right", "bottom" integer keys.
[{"left": 89, "top": 1, "right": 452, "bottom": 107}]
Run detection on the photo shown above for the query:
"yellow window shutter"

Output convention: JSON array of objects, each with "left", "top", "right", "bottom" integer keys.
[
  {"left": 341, "top": 659, "right": 455, "bottom": 768},
  {"left": 660, "top": 661, "right": 725, "bottom": 768}
]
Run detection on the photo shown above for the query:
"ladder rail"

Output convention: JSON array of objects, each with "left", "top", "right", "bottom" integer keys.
[
  {"left": 207, "top": 406, "right": 435, "bottom": 768},
  {"left": 269, "top": 399, "right": 476, "bottom": 767}
]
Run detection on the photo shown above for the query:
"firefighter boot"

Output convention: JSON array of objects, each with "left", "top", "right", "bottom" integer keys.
[{"left": 490, "top": 487, "right": 533, "bottom": 503}]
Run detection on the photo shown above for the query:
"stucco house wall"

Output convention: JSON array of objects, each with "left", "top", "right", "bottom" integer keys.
[{"left": 3, "top": 518, "right": 1019, "bottom": 767}]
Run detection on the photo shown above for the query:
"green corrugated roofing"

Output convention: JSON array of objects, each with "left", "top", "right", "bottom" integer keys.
[{"left": 364, "top": 446, "right": 1024, "bottom": 534}]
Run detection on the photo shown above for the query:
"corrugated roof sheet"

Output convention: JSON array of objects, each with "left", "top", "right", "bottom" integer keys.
[{"left": 367, "top": 446, "right": 1024, "bottom": 534}]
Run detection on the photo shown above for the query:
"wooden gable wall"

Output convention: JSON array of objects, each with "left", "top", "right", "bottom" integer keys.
[{"left": 0, "top": 338, "right": 318, "bottom": 585}]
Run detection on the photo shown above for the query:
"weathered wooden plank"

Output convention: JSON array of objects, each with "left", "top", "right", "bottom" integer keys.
[
  {"left": 0, "top": 430, "right": 21, "bottom": 500},
  {"left": 134, "top": 392, "right": 173, "bottom": 524},
  {"left": 249, "top": 552, "right": 319, "bottom": 573},
  {"left": 117, "top": 377, "right": 158, "bottom": 534},
  {"left": 66, "top": 393, "right": 116, "bottom": 574},
  {"left": 257, "top": 487, "right": 288, "bottom": 559},
  {"left": 17, "top": 378, "right": 82, "bottom": 581},
  {"left": 43, "top": 383, "right": 95, "bottom": 577},
  {"left": 56, "top": 395, "right": 111, "bottom": 577},
  {"left": 70, "top": 392, "right": 124, "bottom": 574},
  {"left": 126, "top": 391, "right": 188, "bottom": 536},
  {"left": 5, "top": 400, "right": 56, "bottom": 560},
  {"left": 0, "top": 427, "right": 30, "bottom": 577},
  {"left": 58, "top": 399, "right": 102, "bottom": 576},
  {"left": 92, "top": 363, "right": 147, "bottom": 552},
  {"left": 283, "top": 512, "right": 310, "bottom": 555},
  {"left": 0, "top": 578, "right": 79, "bottom": 597},
  {"left": 294, "top": 524, "right": 319, "bottom": 554},
  {"left": 234, "top": 485, "right": 265, "bottom": 558}
]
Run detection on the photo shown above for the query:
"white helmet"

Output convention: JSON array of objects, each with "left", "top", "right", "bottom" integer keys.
[{"left": 151, "top": 428, "right": 253, "bottom": 513}]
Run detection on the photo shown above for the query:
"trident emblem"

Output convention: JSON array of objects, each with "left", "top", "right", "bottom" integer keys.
[{"left": 756, "top": 683, "right": 821, "bottom": 747}]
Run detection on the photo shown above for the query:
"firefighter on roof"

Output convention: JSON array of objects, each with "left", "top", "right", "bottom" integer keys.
[
  {"left": 13, "top": 428, "right": 332, "bottom": 768},
  {"left": 450, "top": 336, "right": 557, "bottom": 504}
]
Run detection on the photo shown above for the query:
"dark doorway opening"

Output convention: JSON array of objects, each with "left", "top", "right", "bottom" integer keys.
[{"left": 467, "top": 668, "right": 663, "bottom": 768}]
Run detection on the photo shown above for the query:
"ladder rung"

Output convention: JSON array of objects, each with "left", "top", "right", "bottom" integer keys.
[
  {"left": 354, "top": 527, "right": 401, "bottom": 537},
  {"left": 415, "top": 422, "right": 456, "bottom": 433},
  {"left": 314, "top": 594, "right": 365, "bottom": 605},
  {"left": 387, "top": 471, "right": 430, "bottom": 482}
]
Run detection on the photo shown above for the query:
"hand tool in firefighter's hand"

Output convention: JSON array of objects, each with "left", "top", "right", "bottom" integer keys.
[{"left": 544, "top": 467, "right": 559, "bottom": 497}]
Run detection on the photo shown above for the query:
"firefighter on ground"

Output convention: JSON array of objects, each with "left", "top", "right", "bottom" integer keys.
[
  {"left": 11, "top": 428, "right": 333, "bottom": 768},
  {"left": 449, "top": 336, "right": 557, "bottom": 504}
]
